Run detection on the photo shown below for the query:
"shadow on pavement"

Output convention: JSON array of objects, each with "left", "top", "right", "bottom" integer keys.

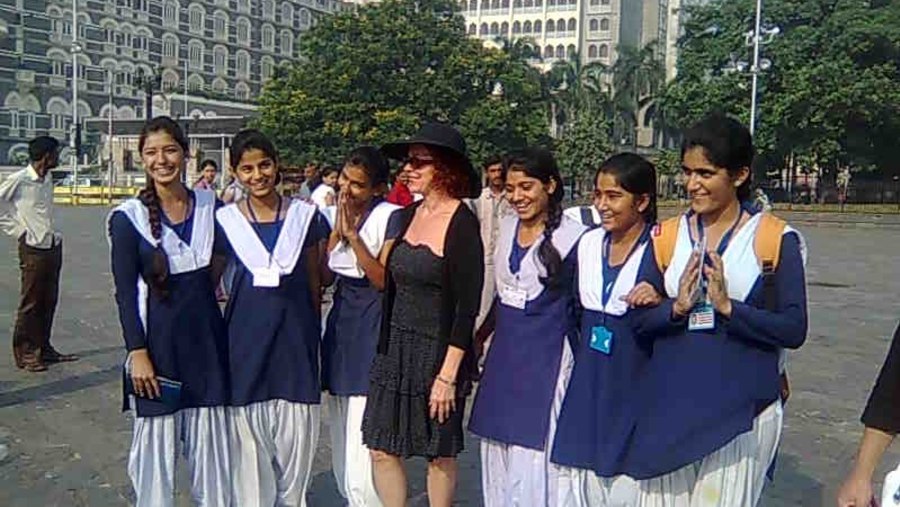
[{"left": 0, "top": 366, "right": 119, "bottom": 407}]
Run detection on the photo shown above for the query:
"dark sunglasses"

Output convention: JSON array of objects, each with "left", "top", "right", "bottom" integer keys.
[{"left": 402, "top": 156, "right": 436, "bottom": 169}]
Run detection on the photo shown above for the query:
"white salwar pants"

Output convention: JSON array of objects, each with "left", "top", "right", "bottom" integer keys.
[
  {"left": 324, "top": 394, "right": 381, "bottom": 507},
  {"left": 481, "top": 340, "right": 574, "bottom": 507},
  {"left": 127, "top": 406, "right": 231, "bottom": 507},
  {"left": 229, "top": 399, "right": 321, "bottom": 507},
  {"left": 556, "top": 467, "right": 639, "bottom": 507},
  {"left": 637, "top": 401, "right": 783, "bottom": 507}
]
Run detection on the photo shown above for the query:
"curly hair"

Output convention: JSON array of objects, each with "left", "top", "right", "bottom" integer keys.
[{"left": 430, "top": 148, "right": 472, "bottom": 199}]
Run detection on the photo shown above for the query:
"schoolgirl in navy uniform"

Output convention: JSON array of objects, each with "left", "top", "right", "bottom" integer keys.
[
  {"left": 322, "top": 147, "right": 401, "bottom": 507},
  {"left": 108, "top": 117, "right": 231, "bottom": 506},
  {"left": 551, "top": 153, "right": 661, "bottom": 506},
  {"left": 468, "top": 148, "right": 587, "bottom": 506},
  {"left": 216, "top": 129, "right": 330, "bottom": 506},
  {"left": 625, "top": 114, "right": 808, "bottom": 506}
]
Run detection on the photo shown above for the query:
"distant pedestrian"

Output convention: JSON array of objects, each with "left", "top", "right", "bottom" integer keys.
[
  {"left": 193, "top": 159, "right": 219, "bottom": 191},
  {"left": 385, "top": 168, "right": 414, "bottom": 207},
  {"left": 0, "top": 135, "right": 77, "bottom": 372},
  {"left": 221, "top": 176, "right": 246, "bottom": 204},
  {"left": 297, "top": 162, "right": 319, "bottom": 201}
]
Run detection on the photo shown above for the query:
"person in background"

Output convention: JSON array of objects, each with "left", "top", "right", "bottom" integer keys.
[
  {"left": 221, "top": 176, "right": 246, "bottom": 204},
  {"left": 552, "top": 153, "right": 660, "bottom": 506},
  {"left": 363, "top": 122, "right": 483, "bottom": 507},
  {"left": 312, "top": 166, "right": 340, "bottom": 226},
  {"left": 752, "top": 187, "right": 773, "bottom": 213},
  {"left": 194, "top": 159, "right": 219, "bottom": 191},
  {"left": 322, "top": 146, "right": 401, "bottom": 507},
  {"left": 217, "top": 129, "right": 329, "bottom": 506},
  {"left": 837, "top": 322, "right": 900, "bottom": 507},
  {"left": 468, "top": 155, "right": 513, "bottom": 353},
  {"left": 297, "top": 162, "right": 319, "bottom": 201},
  {"left": 0, "top": 135, "right": 77, "bottom": 372},
  {"left": 563, "top": 182, "right": 602, "bottom": 229},
  {"left": 385, "top": 167, "right": 414, "bottom": 207},
  {"left": 468, "top": 148, "right": 586, "bottom": 506},
  {"left": 108, "top": 117, "right": 231, "bottom": 506}
]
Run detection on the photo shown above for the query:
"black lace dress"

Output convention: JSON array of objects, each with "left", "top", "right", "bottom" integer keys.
[{"left": 362, "top": 240, "right": 468, "bottom": 459}]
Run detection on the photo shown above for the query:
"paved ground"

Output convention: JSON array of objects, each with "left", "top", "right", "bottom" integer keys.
[{"left": 0, "top": 206, "right": 898, "bottom": 506}]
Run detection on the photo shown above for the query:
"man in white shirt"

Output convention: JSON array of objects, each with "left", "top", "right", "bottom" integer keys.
[
  {"left": 0, "top": 136, "right": 77, "bottom": 372},
  {"left": 468, "top": 156, "right": 513, "bottom": 342}
]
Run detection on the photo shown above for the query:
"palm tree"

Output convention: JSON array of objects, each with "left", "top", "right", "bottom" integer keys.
[
  {"left": 547, "top": 51, "right": 610, "bottom": 133},
  {"left": 610, "top": 41, "right": 665, "bottom": 148}
]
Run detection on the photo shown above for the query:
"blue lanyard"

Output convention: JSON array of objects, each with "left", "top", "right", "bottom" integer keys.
[
  {"left": 694, "top": 207, "right": 744, "bottom": 257},
  {"left": 601, "top": 226, "right": 648, "bottom": 310},
  {"left": 247, "top": 195, "right": 284, "bottom": 253}
]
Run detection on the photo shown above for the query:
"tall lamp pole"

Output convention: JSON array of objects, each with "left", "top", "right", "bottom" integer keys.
[
  {"left": 70, "top": 1, "right": 80, "bottom": 195},
  {"left": 749, "top": 0, "right": 763, "bottom": 136}
]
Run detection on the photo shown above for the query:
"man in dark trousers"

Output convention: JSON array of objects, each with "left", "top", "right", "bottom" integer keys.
[{"left": 0, "top": 136, "right": 77, "bottom": 372}]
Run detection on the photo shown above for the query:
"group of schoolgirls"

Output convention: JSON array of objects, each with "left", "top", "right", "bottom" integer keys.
[
  {"left": 470, "top": 113, "right": 808, "bottom": 507},
  {"left": 108, "top": 116, "right": 399, "bottom": 506}
]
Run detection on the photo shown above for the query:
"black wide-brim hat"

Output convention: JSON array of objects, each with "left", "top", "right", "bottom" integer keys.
[{"left": 381, "top": 122, "right": 482, "bottom": 199}]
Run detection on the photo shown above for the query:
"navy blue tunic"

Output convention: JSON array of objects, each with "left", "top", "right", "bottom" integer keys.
[
  {"left": 620, "top": 231, "right": 807, "bottom": 479},
  {"left": 109, "top": 197, "right": 230, "bottom": 418},
  {"left": 468, "top": 243, "right": 579, "bottom": 450},
  {"left": 551, "top": 247, "right": 657, "bottom": 476},
  {"left": 223, "top": 213, "right": 330, "bottom": 406},
  {"left": 322, "top": 205, "right": 401, "bottom": 396}
]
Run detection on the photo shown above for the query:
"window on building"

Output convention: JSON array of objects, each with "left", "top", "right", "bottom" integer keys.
[
  {"left": 599, "top": 44, "right": 608, "bottom": 57},
  {"left": 590, "top": 19, "right": 598, "bottom": 31},
  {"left": 469, "top": 24, "right": 476, "bottom": 35},
  {"left": 281, "top": 30, "right": 293, "bottom": 57},
  {"left": 523, "top": 21, "right": 532, "bottom": 33},
  {"left": 479, "top": 23, "right": 488, "bottom": 35},
  {"left": 568, "top": 18, "right": 576, "bottom": 31},
  {"left": 491, "top": 0, "right": 499, "bottom": 9},
  {"left": 501, "top": 22, "right": 509, "bottom": 34},
  {"left": 133, "top": 0, "right": 148, "bottom": 13},
  {"left": 212, "top": 78, "right": 227, "bottom": 94},
  {"left": 163, "top": 1, "right": 178, "bottom": 26},
  {"left": 236, "top": 51, "right": 250, "bottom": 79},
  {"left": 262, "top": 24, "right": 275, "bottom": 50},
  {"left": 557, "top": 19, "right": 566, "bottom": 32},
  {"left": 282, "top": 2, "right": 294, "bottom": 27},
  {"left": 555, "top": 45, "right": 564, "bottom": 58},
  {"left": 602, "top": 0, "right": 610, "bottom": 4},
  {"left": 512, "top": 21, "right": 521, "bottom": 34},
  {"left": 51, "top": 60, "right": 65, "bottom": 77},
  {"left": 163, "top": 35, "right": 178, "bottom": 60},
  {"left": 590, "top": 0, "right": 598, "bottom": 5},
  {"left": 600, "top": 18, "right": 610, "bottom": 30},
  {"left": 162, "top": 71, "right": 178, "bottom": 92},
  {"left": 261, "top": 56, "right": 274, "bottom": 81},
  {"left": 189, "top": 41, "right": 203, "bottom": 70},
  {"left": 490, "top": 22, "right": 499, "bottom": 35},
  {"left": 262, "top": 0, "right": 275, "bottom": 20},
  {"left": 189, "top": 5, "right": 204, "bottom": 34},
  {"left": 588, "top": 44, "right": 597, "bottom": 58},
  {"left": 544, "top": 45, "right": 553, "bottom": 58},
  {"left": 299, "top": 9, "right": 311, "bottom": 27},
  {"left": 213, "top": 46, "right": 228, "bottom": 76},
  {"left": 188, "top": 75, "right": 204, "bottom": 92},
  {"left": 237, "top": 18, "right": 251, "bottom": 45},
  {"left": 235, "top": 83, "right": 250, "bottom": 101},
  {"left": 119, "top": 30, "right": 133, "bottom": 55},
  {"left": 214, "top": 11, "right": 228, "bottom": 40},
  {"left": 238, "top": 0, "right": 251, "bottom": 13},
  {"left": 534, "top": 20, "right": 542, "bottom": 33},
  {"left": 567, "top": 44, "right": 575, "bottom": 58},
  {"left": 546, "top": 20, "right": 554, "bottom": 33}
]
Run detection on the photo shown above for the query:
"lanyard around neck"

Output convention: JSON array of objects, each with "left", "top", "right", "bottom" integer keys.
[
  {"left": 694, "top": 206, "right": 744, "bottom": 257},
  {"left": 601, "top": 225, "right": 648, "bottom": 310}
]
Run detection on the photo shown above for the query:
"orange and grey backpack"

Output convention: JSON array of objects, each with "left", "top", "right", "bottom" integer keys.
[{"left": 651, "top": 212, "right": 792, "bottom": 401}]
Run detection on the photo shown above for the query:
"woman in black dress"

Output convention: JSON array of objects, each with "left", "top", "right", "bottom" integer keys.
[{"left": 362, "top": 123, "right": 484, "bottom": 507}]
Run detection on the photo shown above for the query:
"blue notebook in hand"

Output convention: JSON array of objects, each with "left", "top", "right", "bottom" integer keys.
[{"left": 126, "top": 377, "right": 182, "bottom": 407}]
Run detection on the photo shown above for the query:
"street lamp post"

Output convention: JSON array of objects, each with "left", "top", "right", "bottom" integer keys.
[{"left": 71, "top": 1, "right": 80, "bottom": 197}]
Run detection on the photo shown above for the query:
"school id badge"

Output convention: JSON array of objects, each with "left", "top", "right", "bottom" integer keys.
[
  {"left": 590, "top": 325, "right": 613, "bottom": 355},
  {"left": 688, "top": 301, "right": 716, "bottom": 331}
]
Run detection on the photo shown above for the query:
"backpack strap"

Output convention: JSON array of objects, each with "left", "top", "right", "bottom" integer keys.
[
  {"left": 754, "top": 212, "right": 787, "bottom": 275},
  {"left": 651, "top": 217, "right": 681, "bottom": 273}
]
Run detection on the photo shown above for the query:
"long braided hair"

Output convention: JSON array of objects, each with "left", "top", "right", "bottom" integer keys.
[
  {"left": 505, "top": 148, "right": 565, "bottom": 288},
  {"left": 137, "top": 116, "right": 189, "bottom": 300}
]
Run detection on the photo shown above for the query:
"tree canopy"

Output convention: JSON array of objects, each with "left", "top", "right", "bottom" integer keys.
[
  {"left": 661, "top": 0, "right": 900, "bottom": 178},
  {"left": 255, "top": 0, "right": 550, "bottom": 169}
]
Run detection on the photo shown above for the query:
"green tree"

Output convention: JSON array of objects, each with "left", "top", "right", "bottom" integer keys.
[
  {"left": 610, "top": 41, "right": 665, "bottom": 148},
  {"left": 663, "top": 0, "right": 900, "bottom": 180},
  {"left": 548, "top": 51, "right": 610, "bottom": 129},
  {"left": 556, "top": 107, "right": 613, "bottom": 187},
  {"left": 255, "top": 0, "right": 549, "bottom": 167}
]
